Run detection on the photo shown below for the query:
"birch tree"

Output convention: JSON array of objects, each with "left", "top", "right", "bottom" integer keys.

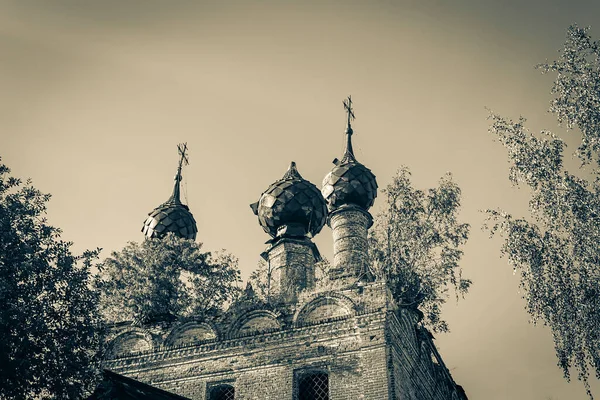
[{"left": 485, "top": 25, "right": 600, "bottom": 398}]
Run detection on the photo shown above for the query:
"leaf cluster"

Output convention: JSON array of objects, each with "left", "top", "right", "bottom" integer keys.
[
  {"left": 485, "top": 112, "right": 600, "bottom": 397},
  {"left": 0, "top": 159, "right": 103, "bottom": 399},
  {"left": 484, "top": 23, "right": 600, "bottom": 399},
  {"left": 97, "top": 233, "right": 241, "bottom": 324},
  {"left": 247, "top": 257, "right": 334, "bottom": 304},
  {"left": 538, "top": 25, "right": 600, "bottom": 165},
  {"left": 369, "top": 167, "right": 471, "bottom": 333}
]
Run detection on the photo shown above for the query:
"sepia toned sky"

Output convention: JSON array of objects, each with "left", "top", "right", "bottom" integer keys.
[{"left": 2, "top": 1, "right": 600, "bottom": 398}]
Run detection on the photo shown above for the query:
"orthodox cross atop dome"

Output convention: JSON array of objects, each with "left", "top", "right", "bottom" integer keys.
[
  {"left": 343, "top": 95, "right": 355, "bottom": 131},
  {"left": 342, "top": 95, "right": 356, "bottom": 161},
  {"left": 141, "top": 142, "right": 197, "bottom": 240},
  {"left": 177, "top": 142, "right": 189, "bottom": 170},
  {"left": 322, "top": 96, "right": 378, "bottom": 212},
  {"left": 167, "top": 143, "right": 189, "bottom": 205}
]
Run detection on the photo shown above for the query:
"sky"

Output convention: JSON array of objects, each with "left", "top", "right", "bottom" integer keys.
[{"left": 1, "top": 1, "right": 599, "bottom": 399}]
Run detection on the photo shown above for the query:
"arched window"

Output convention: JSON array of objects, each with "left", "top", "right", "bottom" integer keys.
[
  {"left": 298, "top": 372, "right": 329, "bottom": 400},
  {"left": 208, "top": 384, "right": 235, "bottom": 400}
]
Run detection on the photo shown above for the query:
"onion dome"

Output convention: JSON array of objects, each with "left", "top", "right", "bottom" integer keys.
[
  {"left": 142, "top": 143, "right": 197, "bottom": 240},
  {"left": 250, "top": 162, "right": 327, "bottom": 238},
  {"left": 322, "top": 96, "right": 378, "bottom": 211}
]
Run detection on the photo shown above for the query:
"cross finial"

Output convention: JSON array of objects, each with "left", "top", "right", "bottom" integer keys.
[
  {"left": 340, "top": 96, "right": 356, "bottom": 162},
  {"left": 177, "top": 142, "right": 189, "bottom": 171},
  {"left": 343, "top": 95, "right": 355, "bottom": 131},
  {"left": 167, "top": 143, "right": 189, "bottom": 205}
]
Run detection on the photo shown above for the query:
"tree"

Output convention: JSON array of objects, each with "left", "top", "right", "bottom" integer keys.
[
  {"left": 97, "top": 233, "right": 241, "bottom": 324},
  {"left": 368, "top": 167, "right": 471, "bottom": 333},
  {"left": 247, "top": 259, "right": 273, "bottom": 302},
  {"left": 484, "top": 25, "right": 600, "bottom": 398},
  {"left": 0, "top": 158, "right": 102, "bottom": 399},
  {"left": 247, "top": 257, "right": 332, "bottom": 303}
]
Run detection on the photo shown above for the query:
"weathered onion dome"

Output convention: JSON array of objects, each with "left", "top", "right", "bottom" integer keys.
[
  {"left": 141, "top": 197, "right": 197, "bottom": 240},
  {"left": 250, "top": 162, "right": 327, "bottom": 238},
  {"left": 322, "top": 118, "right": 378, "bottom": 211},
  {"left": 142, "top": 145, "right": 197, "bottom": 240}
]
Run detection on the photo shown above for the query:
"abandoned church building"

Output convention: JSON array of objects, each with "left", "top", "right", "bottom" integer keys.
[{"left": 92, "top": 98, "right": 468, "bottom": 400}]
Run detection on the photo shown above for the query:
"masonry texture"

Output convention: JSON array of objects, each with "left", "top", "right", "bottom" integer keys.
[
  {"left": 104, "top": 282, "right": 466, "bottom": 399},
  {"left": 263, "top": 237, "right": 318, "bottom": 304},
  {"left": 329, "top": 206, "right": 372, "bottom": 283}
]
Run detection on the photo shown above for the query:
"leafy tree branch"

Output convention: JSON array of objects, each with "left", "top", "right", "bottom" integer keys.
[{"left": 484, "top": 24, "right": 600, "bottom": 398}]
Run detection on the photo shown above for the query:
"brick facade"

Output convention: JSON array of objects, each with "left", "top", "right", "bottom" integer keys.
[
  {"left": 328, "top": 206, "right": 372, "bottom": 284},
  {"left": 104, "top": 282, "right": 467, "bottom": 399},
  {"left": 262, "top": 237, "right": 319, "bottom": 304}
]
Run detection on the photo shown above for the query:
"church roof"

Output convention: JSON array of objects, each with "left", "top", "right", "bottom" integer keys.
[
  {"left": 89, "top": 370, "right": 190, "bottom": 400},
  {"left": 322, "top": 96, "right": 378, "bottom": 212},
  {"left": 251, "top": 161, "right": 327, "bottom": 238},
  {"left": 142, "top": 143, "right": 197, "bottom": 240},
  {"left": 142, "top": 202, "right": 197, "bottom": 240}
]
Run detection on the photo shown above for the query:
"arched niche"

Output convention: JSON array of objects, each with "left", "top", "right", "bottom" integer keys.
[
  {"left": 229, "top": 310, "right": 281, "bottom": 337},
  {"left": 107, "top": 329, "right": 153, "bottom": 358},
  {"left": 165, "top": 322, "right": 218, "bottom": 347},
  {"left": 294, "top": 292, "right": 356, "bottom": 325}
]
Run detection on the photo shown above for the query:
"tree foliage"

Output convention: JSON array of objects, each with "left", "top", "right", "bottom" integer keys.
[
  {"left": 97, "top": 233, "right": 241, "bottom": 324},
  {"left": 247, "top": 257, "right": 332, "bottom": 303},
  {"left": 539, "top": 25, "right": 600, "bottom": 166},
  {"left": 369, "top": 167, "right": 471, "bottom": 333},
  {"left": 247, "top": 259, "right": 273, "bottom": 302},
  {"left": 484, "top": 25, "right": 600, "bottom": 398},
  {"left": 0, "top": 159, "right": 102, "bottom": 399}
]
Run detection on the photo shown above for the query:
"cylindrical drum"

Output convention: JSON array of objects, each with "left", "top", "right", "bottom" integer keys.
[{"left": 329, "top": 206, "right": 372, "bottom": 281}]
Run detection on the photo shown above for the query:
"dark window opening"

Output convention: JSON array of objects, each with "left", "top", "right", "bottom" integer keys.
[
  {"left": 209, "top": 384, "right": 235, "bottom": 400},
  {"left": 298, "top": 372, "right": 329, "bottom": 400}
]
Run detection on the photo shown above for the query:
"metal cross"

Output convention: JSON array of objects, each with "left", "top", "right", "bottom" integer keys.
[
  {"left": 177, "top": 142, "right": 189, "bottom": 168},
  {"left": 343, "top": 95, "right": 355, "bottom": 127}
]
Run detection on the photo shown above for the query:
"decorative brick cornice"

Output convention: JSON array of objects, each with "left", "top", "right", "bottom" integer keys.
[{"left": 104, "top": 307, "right": 386, "bottom": 370}]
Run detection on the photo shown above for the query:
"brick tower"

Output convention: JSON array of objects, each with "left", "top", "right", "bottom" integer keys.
[
  {"left": 95, "top": 101, "right": 468, "bottom": 400},
  {"left": 250, "top": 161, "right": 327, "bottom": 304},
  {"left": 321, "top": 96, "right": 378, "bottom": 285}
]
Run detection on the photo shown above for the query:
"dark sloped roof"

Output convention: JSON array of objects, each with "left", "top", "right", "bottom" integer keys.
[
  {"left": 89, "top": 370, "right": 190, "bottom": 400},
  {"left": 142, "top": 202, "right": 197, "bottom": 240},
  {"left": 251, "top": 161, "right": 327, "bottom": 238},
  {"left": 142, "top": 144, "right": 197, "bottom": 240},
  {"left": 322, "top": 112, "right": 377, "bottom": 212}
]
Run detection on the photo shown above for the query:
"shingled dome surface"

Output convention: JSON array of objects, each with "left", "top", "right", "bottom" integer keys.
[
  {"left": 142, "top": 203, "right": 197, "bottom": 240},
  {"left": 322, "top": 159, "right": 377, "bottom": 211},
  {"left": 251, "top": 162, "right": 327, "bottom": 238},
  {"left": 322, "top": 100, "right": 378, "bottom": 212},
  {"left": 142, "top": 143, "right": 197, "bottom": 240}
]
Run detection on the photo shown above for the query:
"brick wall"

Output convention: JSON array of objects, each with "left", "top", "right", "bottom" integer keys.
[
  {"left": 264, "top": 237, "right": 317, "bottom": 303},
  {"left": 105, "top": 311, "right": 390, "bottom": 400},
  {"left": 386, "top": 310, "right": 465, "bottom": 400},
  {"left": 103, "top": 283, "right": 466, "bottom": 400},
  {"left": 329, "top": 207, "right": 372, "bottom": 283}
]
